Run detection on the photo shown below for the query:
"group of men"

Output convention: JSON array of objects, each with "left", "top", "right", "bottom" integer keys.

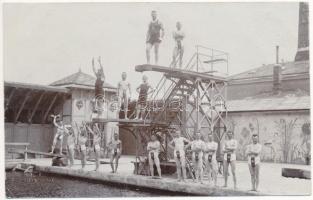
[
  {"left": 147, "top": 129, "right": 262, "bottom": 192},
  {"left": 146, "top": 10, "right": 185, "bottom": 68},
  {"left": 49, "top": 115, "right": 122, "bottom": 173}
]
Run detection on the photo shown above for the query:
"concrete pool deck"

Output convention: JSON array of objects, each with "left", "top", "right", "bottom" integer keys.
[{"left": 5, "top": 156, "right": 311, "bottom": 196}]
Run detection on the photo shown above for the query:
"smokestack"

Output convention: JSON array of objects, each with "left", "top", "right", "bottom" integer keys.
[{"left": 273, "top": 46, "right": 282, "bottom": 94}]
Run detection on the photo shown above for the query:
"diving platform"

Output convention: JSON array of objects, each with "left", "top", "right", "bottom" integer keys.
[{"left": 135, "top": 64, "right": 227, "bottom": 83}]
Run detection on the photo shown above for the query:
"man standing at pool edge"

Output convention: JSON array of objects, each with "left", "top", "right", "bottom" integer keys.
[{"left": 146, "top": 10, "right": 164, "bottom": 65}]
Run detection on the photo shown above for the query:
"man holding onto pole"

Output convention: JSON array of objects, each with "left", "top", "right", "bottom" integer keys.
[
  {"left": 146, "top": 10, "right": 164, "bottom": 65},
  {"left": 147, "top": 134, "right": 162, "bottom": 179},
  {"left": 168, "top": 129, "right": 190, "bottom": 182},
  {"left": 246, "top": 134, "right": 262, "bottom": 191},
  {"left": 107, "top": 132, "right": 122, "bottom": 173},
  {"left": 223, "top": 130, "right": 238, "bottom": 189}
]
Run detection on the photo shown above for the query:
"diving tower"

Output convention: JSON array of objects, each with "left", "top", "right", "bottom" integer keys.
[{"left": 93, "top": 45, "right": 229, "bottom": 176}]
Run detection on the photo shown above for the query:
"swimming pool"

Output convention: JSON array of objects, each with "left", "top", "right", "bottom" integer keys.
[{"left": 5, "top": 171, "right": 183, "bottom": 198}]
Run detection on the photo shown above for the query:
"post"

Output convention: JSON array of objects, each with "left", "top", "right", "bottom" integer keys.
[{"left": 24, "top": 145, "right": 28, "bottom": 161}]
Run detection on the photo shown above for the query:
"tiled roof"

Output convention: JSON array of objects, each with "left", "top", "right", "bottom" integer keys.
[
  {"left": 228, "top": 60, "right": 309, "bottom": 81},
  {"left": 227, "top": 95, "right": 310, "bottom": 112},
  {"left": 50, "top": 70, "right": 116, "bottom": 89},
  {"left": 5, "top": 81, "right": 69, "bottom": 93}
]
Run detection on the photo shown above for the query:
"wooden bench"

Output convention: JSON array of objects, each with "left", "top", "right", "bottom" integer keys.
[{"left": 5, "top": 142, "right": 30, "bottom": 161}]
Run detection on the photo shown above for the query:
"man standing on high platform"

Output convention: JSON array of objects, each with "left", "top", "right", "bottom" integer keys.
[
  {"left": 246, "top": 134, "right": 262, "bottom": 191},
  {"left": 223, "top": 130, "right": 238, "bottom": 189},
  {"left": 146, "top": 10, "right": 164, "bottom": 65},
  {"left": 135, "top": 75, "right": 155, "bottom": 120},
  {"left": 92, "top": 57, "right": 105, "bottom": 112},
  {"left": 117, "top": 72, "right": 131, "bottom": 119},
  {"left": 172, "top": 21, "right": 185, "bottom": 68}
]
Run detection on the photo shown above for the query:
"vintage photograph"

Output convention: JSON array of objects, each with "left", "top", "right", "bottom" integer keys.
[{"left": 3, "top": 1, "right": 311, "bottom": 198}]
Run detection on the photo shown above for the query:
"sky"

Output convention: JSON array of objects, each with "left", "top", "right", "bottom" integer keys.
[{"left": 3, "top": 2, "right": 299, "bottom": 93}]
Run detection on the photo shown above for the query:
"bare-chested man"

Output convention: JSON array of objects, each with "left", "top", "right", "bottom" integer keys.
[
  {"left": 146, "top": 10, "right": 164, "bottom": 65},
  {"left": 169, "top": 129, "right": 190, "bottom": 182},
  {"left": 223, "top": 130, "right": 238, "bottom": 189},
  {"left": 50, "top": 115, "right": 65, "bottom": 154},
  {"left": 107, "top": 132, "right": 122, "bottom": 173},
  {"left": 246, "top": 134, "right": 262, "bottom": 191},
  {"left": 86, "top": 123, "right": 102, "bottom": 171},
  {"left": 117, "top": 72, "right": 131, "bottom": 119},
  {"left": 76, "top": 123, "right": 88, "bottom": 169},
  {"left": 189, "top": 132, "right": 205, "bottom": 184},
  {"left": 204, "top": 133, "right": 218, "bottom": 186},
  {"left": 147, "top": 134, "right": 162, "bottom": 178},
  {"left": 65, "top": 125, "right": 76, "bottom": 168}
]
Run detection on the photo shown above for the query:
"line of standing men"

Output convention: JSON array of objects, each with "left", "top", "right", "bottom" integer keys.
[
  {"left": 49, "top": 115, "right": 122, "bottom": 173},
  {"left": 147, "top": 128, "right": 262, "bottom": 191}
]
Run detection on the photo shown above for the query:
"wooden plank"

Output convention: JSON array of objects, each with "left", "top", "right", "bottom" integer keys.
[
  {"left": 8, "top": 149, "right": 65, "bottom": 158},
  {"left": 28, "top": 92, "right": 46, "bottom": 123},
  {"left": 135, "top": 64, "right": 227, "bottom": 82},
  {"left": 5, "top": 142, "right": 30, "bottom": 146},
  {"left": 14, "top": 90, "right": 32, "bottom": 123},
  {"left": 42, "top": 93, "right": 59, "bottom": 124}
]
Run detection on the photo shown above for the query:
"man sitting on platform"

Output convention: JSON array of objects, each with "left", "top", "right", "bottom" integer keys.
[
  {"left": 168, "top": 129, "right": 190, "bottom": 182},
  {"left": 107, "top": 132, "right": 122, "bottom": 173},
  {"left": 147, "top": 134, "right": 162, "bottom": 179}
]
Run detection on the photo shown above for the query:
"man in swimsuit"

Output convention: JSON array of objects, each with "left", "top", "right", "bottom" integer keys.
[
  {"left": 135, "top": 75, "right": 155, "bottom": 120},
  {"left": 107, "top": 132, "right": 122, "bottom": 173},
  {"left": 65, "top": 125, "right": 76, "bottom": 168},
  {"left": 172, "top": 21, "right": 185, "bottom": 68},
  {"left": 246, "top": 134, "right": 262, "bottom": 191},
  {"left": 117, "top": 72, "right": 132, "bottom": 119},
  {"left": 188, "top": 132, "right": 205, "bottom": 184},
  {"left": 204, "top": 133, "right": 218, "bottom": 186},
  {"left": 146, "top": 10, "right": 164, "bottom": 65},
  {"left": 50, "top": 115, "right": 65, "bottom": 155},
  {"left": 76, "top": 123, "right": 88, "bottom": 169},
  {"left": 169, "top": 129, "right": 190, "bottom": 182},
  {"left": 92, "top": 57, "right": 105, "bottom": 112},
  {"left": 223, "top": 130, "right": 238, "bottom": 189},
  {"left": 147, "top": 134, "right": 162, "bottom": 178},
  {"left": 86, "top": 123, "right": 102, "bottom": 171}
]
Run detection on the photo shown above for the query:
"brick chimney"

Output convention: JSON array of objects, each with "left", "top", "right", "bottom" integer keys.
[
  {"left": 295, "top": 2, "right": 309, "bottom": 62},
  {"left": 273, "top": 46, "right": 282, "bottom": 94}
]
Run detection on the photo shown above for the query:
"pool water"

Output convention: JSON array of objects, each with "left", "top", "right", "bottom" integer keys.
[{"left": 5, "top": 171, "right": 181, "bottom": 198}]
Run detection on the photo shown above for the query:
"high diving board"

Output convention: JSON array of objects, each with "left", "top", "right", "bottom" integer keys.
[{"left": 135, "top": 64, "right": 227, "bottom": 83}]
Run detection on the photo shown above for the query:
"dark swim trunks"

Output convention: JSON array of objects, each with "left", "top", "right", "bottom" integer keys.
[{"left": 147, "top": 20, "right": 163, "bottom": 45}]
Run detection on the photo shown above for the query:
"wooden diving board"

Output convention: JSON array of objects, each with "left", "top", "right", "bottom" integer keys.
[
  {"left": 8, "top": 149, "right": 66, "bottom": 158},
  {"left": 203, "top": 58, "right": 227, "bottom": 64},
  {"left": 135, "top": 64, "right": 227, "bottom": 83}
]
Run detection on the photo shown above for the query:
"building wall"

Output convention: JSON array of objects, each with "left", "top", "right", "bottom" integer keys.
[
  {"left": 227, "top": 78, "right": 309, "bottom": 100},
  {"left": 227, "top": 110, "right": 310, "bottom": 164},
  {"left": 5, "top": 123, "right": 55, "bottom": 159}
]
